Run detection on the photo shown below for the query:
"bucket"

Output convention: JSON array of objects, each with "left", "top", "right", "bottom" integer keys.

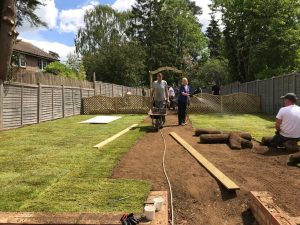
[
  {"left": 153, "top": 197, "right": 164, "bottom": 211},
  {"left": 144, "top": 205, "right": 156, "bottom": 221}
]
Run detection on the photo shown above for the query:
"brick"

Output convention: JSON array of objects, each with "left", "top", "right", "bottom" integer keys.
[{"left": 249, "top": 191, "right": 298, "bottom": 225}]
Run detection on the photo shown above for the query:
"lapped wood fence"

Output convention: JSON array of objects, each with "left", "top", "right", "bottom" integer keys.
[
  {"left": 202, "top": 72, "right": 300, "bottom": 114},
  {"left": 0, "top": 72, "right": 149, "bottom": 130}
]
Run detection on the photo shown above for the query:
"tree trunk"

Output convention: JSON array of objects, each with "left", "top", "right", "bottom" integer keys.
[
  {"left": 229, "top": 132, "right": 242, "bottom": 150},
  {"left": 0, "top": 0, "right": 17, "bottom": 82}
]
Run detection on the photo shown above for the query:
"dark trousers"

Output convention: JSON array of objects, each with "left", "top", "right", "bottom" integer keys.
[
  {"left": 270, "top": 133, "right": 299, "bottom": 147},
  {"left": 178, "top": 100, "right": 187, "bottom": 124}
]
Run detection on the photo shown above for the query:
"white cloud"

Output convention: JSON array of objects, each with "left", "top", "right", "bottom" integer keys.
[
  {"left": 21, "top": 38, "right": 75, "bottom": 62},
  {"left": 58, "top": 1, "right": 99, "bottom": 33},
  {"left": 18, "top": 0, "right": 58, "bottom": 32},
  {"left": 112, "top": 0, "right": 135, "bottom": 12}
]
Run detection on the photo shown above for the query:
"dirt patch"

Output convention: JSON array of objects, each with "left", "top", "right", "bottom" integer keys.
[{"left": 112, "top": 113, "right": 300, "bottom": 225}]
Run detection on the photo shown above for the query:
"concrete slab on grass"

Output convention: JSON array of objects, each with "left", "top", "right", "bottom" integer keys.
[{"left": 79, "top": 116, "right": 121, "bottom": 124}]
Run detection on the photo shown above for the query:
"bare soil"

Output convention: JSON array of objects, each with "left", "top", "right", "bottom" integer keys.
[{"left": 112, "top": 113, "right": 300, "bottom": 225}]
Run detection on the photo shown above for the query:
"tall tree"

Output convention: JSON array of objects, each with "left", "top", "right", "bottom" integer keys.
[
  {"left": 0, "top": 0, "right": 45, "bottom": 81},
  {"left": 75, "top": 6, "right": 129, "bottom": 55},
  {"left": 206, "top": 14, "right": 222, "bottom": 58},
  {"left": 75, "top": 5, "right": 146, "bottom": 84},
  {"left": 214, "top": 0, "right": 300, "bottom": 82},
  {"left": 129, "top": 0, "right": 207, "bottom": 71}
]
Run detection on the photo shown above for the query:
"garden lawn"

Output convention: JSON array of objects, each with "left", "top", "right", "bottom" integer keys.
[
  {"left": 190, "top": 113, "right": 275, "bottom": 140},
  {"left": 0, "top": 115, "right": 150, "bottom": 213}
]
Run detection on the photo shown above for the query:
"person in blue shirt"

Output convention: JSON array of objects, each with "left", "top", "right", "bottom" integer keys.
[{"left": 178, "top": 77, "right": 190, "bottom": 125}]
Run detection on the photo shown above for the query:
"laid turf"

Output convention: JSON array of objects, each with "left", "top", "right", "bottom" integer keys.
[
  {"left": 0, "top": 115, "right": 150, "bottom": 212},
  {"left": 189, "top": 113, "right": 275, "bottom": 140}
]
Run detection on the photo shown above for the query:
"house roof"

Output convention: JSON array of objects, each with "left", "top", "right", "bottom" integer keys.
[{"left": 13, "top": 40, "right": 59, "bottom": 61}]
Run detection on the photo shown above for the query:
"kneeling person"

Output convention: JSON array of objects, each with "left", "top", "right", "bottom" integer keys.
[{"left": 270, "top": 93, "right": 300, "bottom": 149}]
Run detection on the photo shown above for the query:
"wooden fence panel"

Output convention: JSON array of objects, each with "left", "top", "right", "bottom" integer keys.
[
  {"left": 22, "top": 86, "right": 38, "bottom": 125},
  {"left": 53, "top": 87, "right": 63, "bottom": 119},
  {"left": 64, "top": 88, "right": 74, "bottom": 117},
  {"left": 1, "top": 79, "right": 148, "bottom": 130},
  {"left": 41, "top": 87, "right": 53, "bottom": 122},
  {"left": 2, "top": 84, "right": 22, "bottom": 128}
]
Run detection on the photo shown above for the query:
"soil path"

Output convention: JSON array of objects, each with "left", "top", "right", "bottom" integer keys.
[{"left": 112, "top": 113, "right": 300, "bottom": 225}]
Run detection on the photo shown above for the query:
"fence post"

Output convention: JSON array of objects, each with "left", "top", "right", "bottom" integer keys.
[
  {"left": 52, "top": 87, "right": 54, "bottom": 119},
  {"left": 292, "top": 74, "right": 296, "bottom": 93},
  {"left": 122, "top": 86, "right": 124, "bottom": 97},
  {"left": 37, "top": 83, "right": 42, "bottom": 123},
  {"left": 112, "top": 84, "right": 114, "bottom": 97},
  {"left": 0, "top": 80, "right": 4, "bottom": 130},
  {"left": 93, "top": 72, "right": 96, "bottom": 96},
  {"left": 99, "top": 82, "right": 102, "bottom": 96},
  {"left": 220, "top": 96, "right": 223, "bottom": 113},
  {"left": 256, "top": 80, "right": 259, "bottom": 96},
  {"left": 62, "top": 85, "right": 65, "bottom": 118},
  {"left": 21, "top": 85, "right": 23, "bottom": 126},
  {"left": 246, "top": 82, "right": 248, "bottom": 93},
  {"left": 72, "top": 88, "right": 75, "bottom": 115}
]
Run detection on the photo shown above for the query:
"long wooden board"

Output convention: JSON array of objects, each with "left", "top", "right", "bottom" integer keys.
[
  {"left": 93, "top": 124, "right": 138, "bottom": 149},
  {"left": 170, "top": 132, "right": 240, "bottom": 190}
]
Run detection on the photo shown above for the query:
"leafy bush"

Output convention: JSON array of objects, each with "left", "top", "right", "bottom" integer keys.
[{"left": 45, "top": 62, "right": 79, "bottom": 80}]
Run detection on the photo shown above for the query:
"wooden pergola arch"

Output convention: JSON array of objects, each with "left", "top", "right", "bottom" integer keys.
[{"left": 149, "top": 66, "right": 183, "bottom": 89}]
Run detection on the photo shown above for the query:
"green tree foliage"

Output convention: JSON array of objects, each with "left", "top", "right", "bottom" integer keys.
[
  {"left": 214, "top": 0, "right": 300, "bottom": 82},
  {"left": 75, "top": 5, "right": 146, "bottom": 85},
  {"left": 206, "top": 13, "right": 222, "bottom": 58},
  {"left": 75, "top": 6, "right": 129, "bottom": 55},
  {"left": 189, "top": 58, "right": 229, "bottom": 88},
  {"left": 129, "top": 0, "right": 207, "bottom": 71},
  {"left": 16, "top": 0, "right": 46, "bottom": 27},
  {"left": 83, "top": 42, "right": 146, "bottom": 85},
  {"left": 45, "top": 62, "right": 85, "bottom": 80}
]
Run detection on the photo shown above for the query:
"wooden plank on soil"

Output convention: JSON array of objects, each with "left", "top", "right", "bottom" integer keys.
[
  {"left": 93, "top": 124, "right": 138, "bottom": 149},
  {"left": 249, "top": 191, "right": 298, "bottom": 225},
  {"left": 170, "top": 132, "right": 240, "bottom": 190}
]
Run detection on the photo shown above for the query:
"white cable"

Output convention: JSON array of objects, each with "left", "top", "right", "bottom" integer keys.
[{"left": 160, "top": 129, "right": 174, "bottom": 225}]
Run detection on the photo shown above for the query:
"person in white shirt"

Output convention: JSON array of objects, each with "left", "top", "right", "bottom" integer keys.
[
  {"left": 269, "top": 93, "right": 300, "bottom": 148},
  {"left": 168, "top": 85, "right": 176, "bottom": 110}
]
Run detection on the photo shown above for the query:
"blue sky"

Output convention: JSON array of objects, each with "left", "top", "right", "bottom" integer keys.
[{"left": 18, "top": 0, "right": 212, "bottom": 61}]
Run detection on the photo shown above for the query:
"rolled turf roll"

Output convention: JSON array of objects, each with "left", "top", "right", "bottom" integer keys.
[
  {"left": 195, "top": 128, "right": 222, "bottom": 136},
  {"left": 229, "top": 132, "right": 242, "bottom": 150},
  {"left": 200, "top": 132, "right": 252, "bottom": 144},
  {"left": 289, "top": 152, "right": 300, "bottom": 163},
  {"left": 241, "top": 138, "right": 253, "bottom": 149},
  {"left": 200, "top": 134, "right": 230, "bottom": 144}
]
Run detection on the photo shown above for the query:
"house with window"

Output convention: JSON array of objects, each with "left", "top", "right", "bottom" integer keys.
[{"left": 13, "top": 40, "right": 59, "bottom": 71}]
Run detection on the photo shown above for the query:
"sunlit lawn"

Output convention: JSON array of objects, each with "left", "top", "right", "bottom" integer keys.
[
  {"left": 190, "top": 113, "right": 275, "bottom": 140},
  {"left": 0, "top": 115, "right": 150, "bottom": 212}
]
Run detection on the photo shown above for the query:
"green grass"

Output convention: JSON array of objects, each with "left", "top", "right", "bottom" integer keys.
[
  {"left": 0, "top": 115, "right": 151, "bottom": 212},
  {"left": 190, "top": 113, "right": 275, "bottom": 139}
]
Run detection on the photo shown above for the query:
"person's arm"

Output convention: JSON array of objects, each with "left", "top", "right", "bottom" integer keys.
[
  {"left": 150, "top": 88, "right": 154, "bottom": 99},
  {"left": 275, "top": 119, "right": 282, "bottom": 132},
  {"left": 275, "top": 109, "right": 283, "bottom": 132}
]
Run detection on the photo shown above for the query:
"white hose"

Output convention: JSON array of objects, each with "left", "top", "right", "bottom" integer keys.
[{"left": 160, "top": 129, "right": 174, "bottom": 225}]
